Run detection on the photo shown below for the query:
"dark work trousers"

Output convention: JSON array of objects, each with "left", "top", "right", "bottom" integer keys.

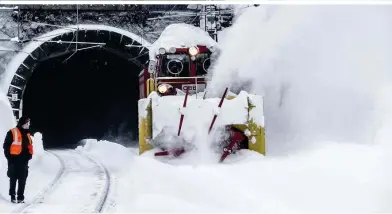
[{"left": 7, "top": 162, "right": 29, "bottom": 200}]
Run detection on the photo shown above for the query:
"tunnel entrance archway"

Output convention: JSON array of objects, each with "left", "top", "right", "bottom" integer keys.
[{"left": 1, "top": 25, "right": 151, "bottom": 148}]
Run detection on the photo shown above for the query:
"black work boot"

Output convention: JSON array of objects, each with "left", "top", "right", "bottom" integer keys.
[
  {"left": 10, "top": 195, "right": 16, "bottom": 203},
  {"left": 17, "top": 196, "right": 25, "bottom": 203}
]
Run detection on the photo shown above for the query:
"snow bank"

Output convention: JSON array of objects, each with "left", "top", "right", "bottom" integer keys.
[
  {"left": 0, "top": 91, "right": 15, "bottom": 136},
  {"left": 30, "top": 132, "right": 45, "bottom": 164},
  {"left": 76, "top": 139, "right": 135, "bottom": 173},
  {"left": 0, "top": 92, "right": 15, "bottom": 170},
  {"left": 149, "top": 23, "right": 218, "bottom": 60}
]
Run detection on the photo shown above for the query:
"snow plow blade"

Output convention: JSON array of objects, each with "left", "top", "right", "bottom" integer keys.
[{"left": 138, "top": 91, "right": 265, "bottom": 158}]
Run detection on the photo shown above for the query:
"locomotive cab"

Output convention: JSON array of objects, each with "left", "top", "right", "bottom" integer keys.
[{"left": 139, "top": 45, "right": 212, "bottom": 99}]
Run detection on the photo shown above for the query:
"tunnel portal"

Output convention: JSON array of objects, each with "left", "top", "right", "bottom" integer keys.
[{"left": 4, "top": 25, "right": 150, "bottom": 148}]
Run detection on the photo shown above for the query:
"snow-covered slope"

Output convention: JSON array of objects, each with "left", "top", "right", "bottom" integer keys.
[{"left": 0, "top": 92, "right": 15, "bottom": 170}]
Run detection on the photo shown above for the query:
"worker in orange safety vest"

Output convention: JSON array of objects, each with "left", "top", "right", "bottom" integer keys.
[{"left": 3, "top": 116, "right": 33, "bottom": 203}]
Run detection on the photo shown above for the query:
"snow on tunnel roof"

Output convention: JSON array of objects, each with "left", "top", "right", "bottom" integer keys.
[
  {"left": 149, "top": 23, "right": 219, "bottom": 60},
  {"left": 1, "top": 24, "right": 151, "bottom": 94}
]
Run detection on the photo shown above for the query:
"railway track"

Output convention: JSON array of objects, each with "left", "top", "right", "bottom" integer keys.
[
  {"left": 12, "top": 149, "right": 111, "bottom": 213},
  {"left": 80, "top": 151, "right": 111, "bottom": 213},
  {"left": 12, "top": 151, "right": 66, "bottom": 213}
]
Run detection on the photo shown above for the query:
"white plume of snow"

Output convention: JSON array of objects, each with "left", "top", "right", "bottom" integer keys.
[
  {"left": 208, "top": 5, "right": 392, "bottom": 153},
  {"left": 206, "top": 5, "right": 392, "bottom": 212}
]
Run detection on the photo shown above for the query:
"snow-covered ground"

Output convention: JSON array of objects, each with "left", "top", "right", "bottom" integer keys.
[
  {"left": 0, "top": 4, "right": 392, "bottom": 213},
  {"left": 74, "top": 139, "right": 392, "bottom": 212},
  {"left": 2, "top": 137, "right": 388, "bottom": 212}
]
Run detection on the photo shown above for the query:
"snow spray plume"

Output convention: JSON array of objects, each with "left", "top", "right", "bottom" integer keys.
[{"left": 208, "top": 5, "right": 392, "bottom": 154}]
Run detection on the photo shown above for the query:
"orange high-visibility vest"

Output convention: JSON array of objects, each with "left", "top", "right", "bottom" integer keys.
[{"left": 10, "top": 128, "right": 33, "bottom": 155}]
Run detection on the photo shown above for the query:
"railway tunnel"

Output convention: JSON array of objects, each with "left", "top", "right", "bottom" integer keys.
[{"left": 2, "top": 25, "right": 151, "bottom": 149}]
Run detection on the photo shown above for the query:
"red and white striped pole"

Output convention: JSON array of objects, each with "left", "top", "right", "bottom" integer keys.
[{"left": 208, "top": 87, "right": 228, "bottom": 134}]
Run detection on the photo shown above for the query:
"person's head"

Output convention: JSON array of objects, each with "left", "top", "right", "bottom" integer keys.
[{"left": 17, "top": 116, "right": 31, "bottom": 130}]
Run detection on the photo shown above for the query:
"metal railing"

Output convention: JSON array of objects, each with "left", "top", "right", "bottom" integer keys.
[{"left": 155, "top": 76, "right": 206, "bottom": 80}]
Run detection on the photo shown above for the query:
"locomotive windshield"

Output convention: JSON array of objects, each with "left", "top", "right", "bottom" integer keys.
[
  {"left": 195, "top": 53, "right": 210, "bottom": 76},
  {"left": 159, "top": 51, "right": 212, "bottom": 77},
  {"left": 161, "top": 54, "right": 190, "bottom": 77}
]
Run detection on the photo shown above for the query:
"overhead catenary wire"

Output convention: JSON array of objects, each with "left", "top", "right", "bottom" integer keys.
[{"left": 62, "top": 4, "right": 80, "bottom": 63}]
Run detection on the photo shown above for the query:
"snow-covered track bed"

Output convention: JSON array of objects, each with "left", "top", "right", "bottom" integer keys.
[
  {"left": 16, "top": 149, "right": 111, "bottom": 213},
  {"left": 12, "top": 151, "right": 66, "bottom": 213},
  {"left": 79, "top": 150, "right": 111, "bottom": 212}
]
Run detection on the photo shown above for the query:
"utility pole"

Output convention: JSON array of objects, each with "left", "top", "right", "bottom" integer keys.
[
  {"left": 197, "top": 4, "right": 233, "bottom": 43},
  {"left": 200, "top": 4, "right": 220, "bottom": 42}
]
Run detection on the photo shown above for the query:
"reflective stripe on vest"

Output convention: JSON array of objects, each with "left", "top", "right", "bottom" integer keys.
[
  {"left": 10, "top": 128, "right": 33, "bottom": 156},
  {"left": 27, "top": 133, "right": 34, "bottom": 155}
]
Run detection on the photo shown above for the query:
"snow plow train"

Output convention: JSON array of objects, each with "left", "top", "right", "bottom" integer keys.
[{"left": 138, "top": 26, "right": 265, "bottom": 163}]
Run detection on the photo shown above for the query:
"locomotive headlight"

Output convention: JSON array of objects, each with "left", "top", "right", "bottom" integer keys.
[
  {"left": 169, "top": 47, "right": 176, "bottom": 53},
  {"left": 157, "top": 84, "right": 175, "bottom": 96},
  {"left": 188, "top": 46, "right": 199, "bottom": 56},
  {"left": 158, "top": 84, "right": 168, "bottom": 94},
  {"left": 158, "top": 48, "right": 166, "bottom": 55}
]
